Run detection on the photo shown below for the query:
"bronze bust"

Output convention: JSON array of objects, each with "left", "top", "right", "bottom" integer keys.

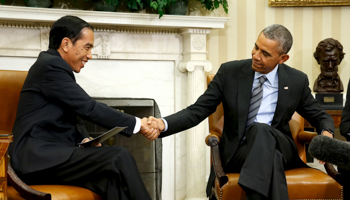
[{"left": 313, "top": 38, "right": 345, "bottom": 93}]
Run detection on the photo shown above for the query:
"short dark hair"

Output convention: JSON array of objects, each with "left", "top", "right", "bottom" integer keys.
[
  {"left": 49, "top": 15, "right": 93, "bottom": 49},
  {"left": 314, "top": 38, "right": 345, "bottom": 63},
  {"left": 261, "top": 24, "right": 293, "bottom": 55}
]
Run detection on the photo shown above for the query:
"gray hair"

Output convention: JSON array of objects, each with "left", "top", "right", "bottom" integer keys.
[{"left": 261, "top": 24, "right": 293, "bottom": 55}]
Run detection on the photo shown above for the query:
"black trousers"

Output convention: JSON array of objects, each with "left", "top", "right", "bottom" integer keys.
[
  {"left": 20, "top": 146, "right": 151, "bottom": 200},
  {"left": 224, "top": 123, "right": 301, "bottom": 200}
]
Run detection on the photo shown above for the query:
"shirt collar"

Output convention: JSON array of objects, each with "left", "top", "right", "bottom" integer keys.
[{"left": 254, "top": 64, "right": 279, "bottom": 85}]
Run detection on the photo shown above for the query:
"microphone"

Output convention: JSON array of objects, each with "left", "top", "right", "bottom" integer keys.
[{"left": 308, "top": 135, "right": 350, "bottom": 170}]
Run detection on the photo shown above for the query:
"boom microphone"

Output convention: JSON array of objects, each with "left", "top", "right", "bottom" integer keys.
[{"left": 308, "top": 135, "right": 350, "bottom": 170}]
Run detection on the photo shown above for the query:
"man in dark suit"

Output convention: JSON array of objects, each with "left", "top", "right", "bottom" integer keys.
[
  {"left": 149, "top": 24, "right": 334, "bottom": 199},
  {"left": 8, "top": 15, "right": 158, "bottom": 200}
]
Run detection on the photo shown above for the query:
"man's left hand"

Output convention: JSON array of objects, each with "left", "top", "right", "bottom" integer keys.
[
  {"left": 80, "top": 137, "right": 102, "bottom": 147},
  {"left": 321, "top": 130, "right": 333, "bottom": 138}
]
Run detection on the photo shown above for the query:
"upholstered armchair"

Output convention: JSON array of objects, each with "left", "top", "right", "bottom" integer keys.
[
  {"left": 0, "top": 70, "right": 101, "bottom": 200},
  {"left": 205, "top": 74, "right": 343, "bottom": 200}
]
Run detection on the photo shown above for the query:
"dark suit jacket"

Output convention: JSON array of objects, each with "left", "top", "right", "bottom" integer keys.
[
  {"left": 160, "top": 59, "right": 335, "bottom": 195},
  {"left": 340, "top": 79, "right": 350, "bottom": 140},
  {"left": 9, "top": 49, "right": 136, "bottom": 175}
]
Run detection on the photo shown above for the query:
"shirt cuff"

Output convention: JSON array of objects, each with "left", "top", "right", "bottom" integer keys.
[
  {"left": 133, "top": 117, "right": 141, "bottom": 134},
  {"left": 162, "top": 118, "right": 168, "bottom": 132},
  {"left": 321, "top": 128, "right": 334, "bottom": 136}
]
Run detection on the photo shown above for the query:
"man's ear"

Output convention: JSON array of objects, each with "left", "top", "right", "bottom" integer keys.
[
  {"left": 60, "top": 37, "right": 70, "bottom": 53},
  {"left": 279, "top": 54, "right": 289, "bottom": 64}
]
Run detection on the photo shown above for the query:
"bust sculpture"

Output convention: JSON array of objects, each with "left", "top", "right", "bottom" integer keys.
[{"left": 313, "top": 38, "right": 345, "bottom": 93}]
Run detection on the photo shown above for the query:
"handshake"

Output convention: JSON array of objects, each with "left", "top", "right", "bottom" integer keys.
[{"left": 139, "top": 116, "right": 165, "bottom": 140}]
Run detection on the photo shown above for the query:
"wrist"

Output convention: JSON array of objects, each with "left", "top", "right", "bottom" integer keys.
[
  {"left": 158, "top": 119, "right": 165, "bottom": 131},
  {"left": 322, "top": 128, "right": 334, "bottom": 137}
]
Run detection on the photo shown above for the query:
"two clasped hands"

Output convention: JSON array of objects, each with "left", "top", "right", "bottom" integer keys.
[
  {"left": 139, "top": 116, "right": 165, "bottom": 140},
  {"left": 81, "top": 116, "right": 164, "bottom": 147}
]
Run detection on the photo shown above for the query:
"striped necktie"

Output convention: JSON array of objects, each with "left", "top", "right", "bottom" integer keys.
[{"left": 246, "top": 75, "right": 267, "bottom": 126}]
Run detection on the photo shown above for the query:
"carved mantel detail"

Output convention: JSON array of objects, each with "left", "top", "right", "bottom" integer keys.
[
  {"left": 192, "top": 36, "right": 206, "bottom": 51},
  {"left": 93, "top": 33, "right": 111, "bottom": 59},
  {"left": 40, "top": 28, "right": 50, "bottom": 52}
]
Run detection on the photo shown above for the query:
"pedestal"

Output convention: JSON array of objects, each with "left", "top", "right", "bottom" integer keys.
[{"left": 315, "top": 93, "right": 343, "bottom": 110}]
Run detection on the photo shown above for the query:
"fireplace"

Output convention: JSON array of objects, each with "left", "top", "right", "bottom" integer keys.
[{"left": 82, "top": 98, "right": 162, "bottom": 200}]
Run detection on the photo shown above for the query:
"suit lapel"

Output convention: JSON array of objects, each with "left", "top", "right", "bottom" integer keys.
[
  {"left": 238, "top": 61, "right": 254, "bottom": 139},
  {"left": 271, "top": 64, "right": 290, "bottom": 128}
]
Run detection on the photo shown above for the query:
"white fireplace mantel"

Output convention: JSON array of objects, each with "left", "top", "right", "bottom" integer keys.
[
  {"left": 0, "top": 5, "right": 228, "bottom": 29},
  {"left": 0, "top": 6, "right": 229, "bottom": 200}
]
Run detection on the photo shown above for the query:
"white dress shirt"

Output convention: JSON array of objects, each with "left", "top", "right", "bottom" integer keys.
[
  {"left": 253, "top": 65, "right": 279, "bottom": 125},
  {"left": 134, "top": 117, "right": 141, "bottom": 134}
]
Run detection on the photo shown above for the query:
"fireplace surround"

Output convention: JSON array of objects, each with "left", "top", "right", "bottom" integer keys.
[
  {"left": 83, "top": 98, "right": 162, "bottom": 200},
  {"left": 0, "top": 6, "right": 228, "bottom": 199}
]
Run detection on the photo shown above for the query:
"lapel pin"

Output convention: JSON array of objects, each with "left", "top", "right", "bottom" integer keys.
[{"left": 284, "top": 86, "right": 288, "bottom": 90}]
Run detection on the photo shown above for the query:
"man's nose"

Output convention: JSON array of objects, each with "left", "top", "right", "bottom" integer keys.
[
  {"left": 252, "top": 51, "right": 261, "bottom": 60},
  {"left": 87, "top": 50, "right": 92, "bottom": 60}
]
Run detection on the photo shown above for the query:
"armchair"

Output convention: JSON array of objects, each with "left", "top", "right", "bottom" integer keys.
[
  {"left": 205, "top": 74, "right": 343, "bottom": 200},
  {"left": 0, "top": 70, "right": 101, "bottom": 200}
]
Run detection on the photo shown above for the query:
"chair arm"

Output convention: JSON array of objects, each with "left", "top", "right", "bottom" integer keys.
[
  {"left": 0, "top": 131, "right": 49, "bottom": 200},
  {"left": 205, "top": 131, "right": 221, "bottom": 146},
  {"left": 8, "top": 162, "right": 51, "bottom": 200},
  {"left": 205, "top": 134, "right": 228, "bottom": 188},
  {"left": 297, "top": 130, "right": 317, "bottom": 143}
]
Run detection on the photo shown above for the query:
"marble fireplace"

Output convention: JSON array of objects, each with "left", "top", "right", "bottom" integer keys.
[{"left": 0, "top": 5, "right": 228, "bottom": 200}]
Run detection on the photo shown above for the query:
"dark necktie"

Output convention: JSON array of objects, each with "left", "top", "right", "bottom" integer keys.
[{"left": 246, "top": 75, "right": 267, "bottom": 126}]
